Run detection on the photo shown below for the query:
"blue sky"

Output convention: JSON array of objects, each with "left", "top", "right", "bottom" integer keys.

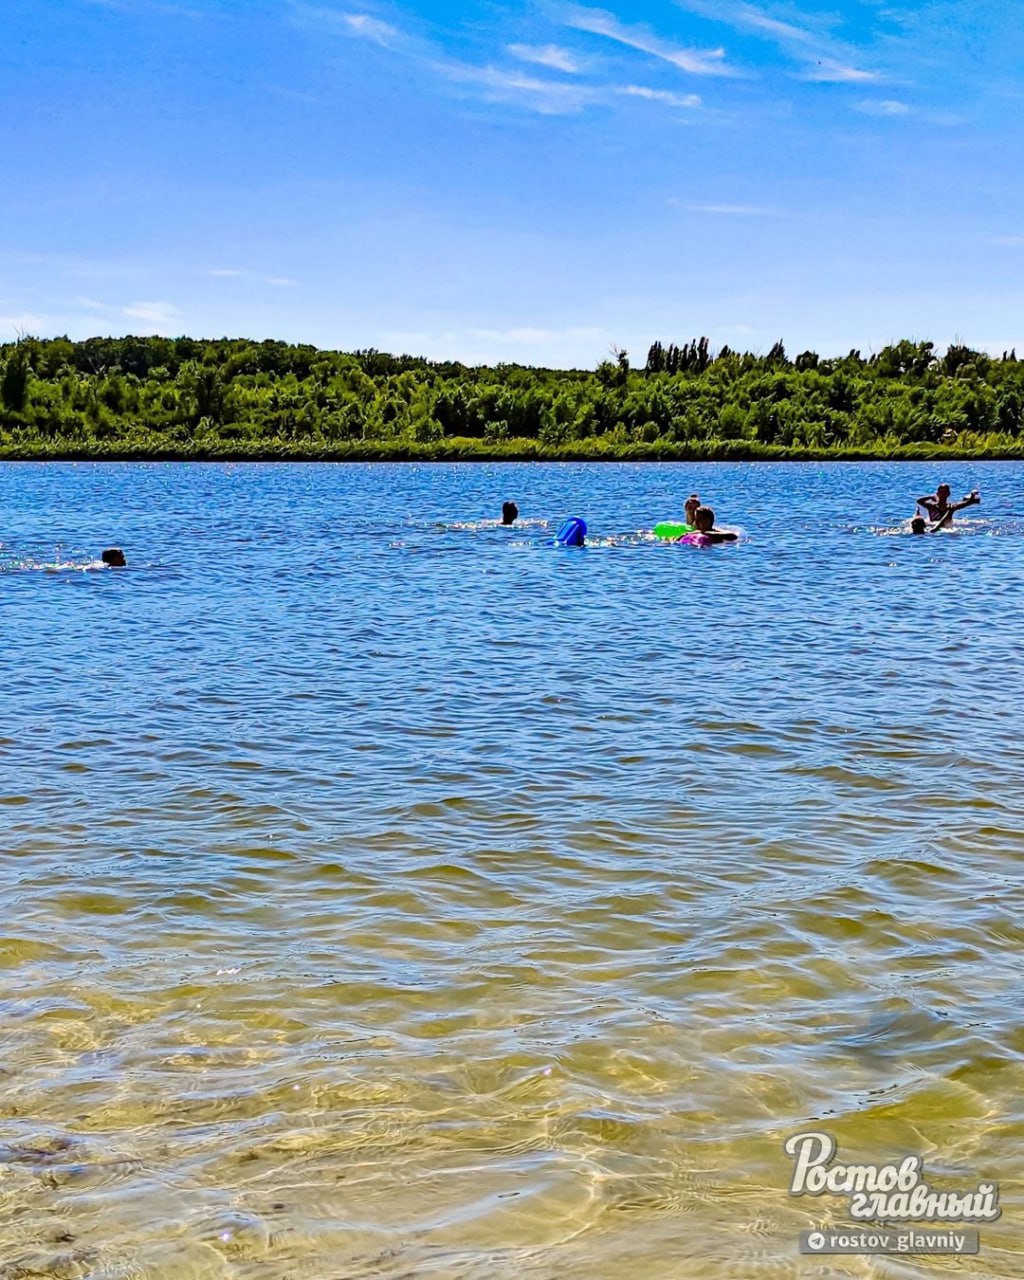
[{"left": 2, "top": 0, "right": 1023, "bottom": 366}]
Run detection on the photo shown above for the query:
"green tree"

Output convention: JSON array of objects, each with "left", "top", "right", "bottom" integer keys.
[{"left": 1, "top": 346, "right": 31, "bottom": 412}]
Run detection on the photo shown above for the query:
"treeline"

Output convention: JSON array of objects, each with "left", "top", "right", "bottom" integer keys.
[{"left": 1, "top": 334, "right": 1023, "bottom": 459}]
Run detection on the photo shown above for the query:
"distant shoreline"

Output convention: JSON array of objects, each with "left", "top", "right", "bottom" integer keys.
[
  {"left": 2, "top": 442, "right": 1023, "bottom": 463},
  {"left": 4, "top": 337, "right": 1023, "bottom": 462}
]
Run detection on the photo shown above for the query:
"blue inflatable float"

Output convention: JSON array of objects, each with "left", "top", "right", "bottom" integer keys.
[{"left": 552, "top": 517, "right": 587, "bottom": 547}]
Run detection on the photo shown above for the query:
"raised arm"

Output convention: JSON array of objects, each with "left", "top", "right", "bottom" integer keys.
[{"left": 950, "top": 491, "right": 981, "bottom": 513}]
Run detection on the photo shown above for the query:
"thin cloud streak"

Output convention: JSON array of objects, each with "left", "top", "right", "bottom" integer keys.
[
  {"left": 674, "top": 0, "right": 879, "bottom": 84},
  {"left": 123, "top": 301, "right": 180, "bottom": 325},
  {"left": 853, "top": 98, "right": 909, "bottom": 115},
  {"left": 340, "top": 12, "right": 399, "bottom": 45},
  {"left": 620, "top": 85, "right": 701, "bottom": 108},
  {"left": 565, "top": 6, "right": 733, "bottom": 77},
  {"left": 800, "top": 59, "right": 879, "bottom": 84},
  {"left": 294, "top": 4, "right": 707, "bottom": 117},
  {"left": 290, "top": 6, "right": 399, "bottom": 47},
  {"left": 433, "top": 61, "right": 596, "bottom": 113},
  {"left": 506, "top": 43, "right": 582, "bottom": 74}
]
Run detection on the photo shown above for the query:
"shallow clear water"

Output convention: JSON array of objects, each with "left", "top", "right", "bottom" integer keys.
[{"left": 1, "top": 461, "right": 1022, "bottom": 1279}]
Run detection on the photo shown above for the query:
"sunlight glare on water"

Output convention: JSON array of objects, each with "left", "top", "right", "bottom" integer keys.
[{"left": 1, "top": 462, "right": 1023, "bottom": 1279}]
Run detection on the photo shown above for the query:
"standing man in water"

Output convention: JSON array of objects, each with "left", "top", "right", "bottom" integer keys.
[{"left": 916, "top": 484, "right": 980, "bottom": 525}]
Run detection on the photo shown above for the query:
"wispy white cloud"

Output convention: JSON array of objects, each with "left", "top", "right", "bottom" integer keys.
[
  {"left": 434, "top": 61, "right": 596, "bottom": 113},
  {"left": 735, "top": 7, "right": 816, "bottom": 44},
  {"left": 208, "top": 267, "right": 245, "bottom": 278},
  {"left": 296, "top": 3, "right": 712, "bottom": 116},
  {"left": 565, "top": 6, "right": 733, "bottom": 76},
  {"left": 291, "top": 6, "right": 399, "bottom": 47},
  {"left": 436, "top": 61, "right": 708, "bottom": 115},
  {"left": 340, "top": 11, "right": 398, "bottom": 44},
  {"left": 267, "top": 276, "right": 298, "bottom": 287},
  {"left": 800, "top": 58, "right": 879, "bottom": 84},
  {"left": 123, "top": 300, "right": 180, "bottom": 327},
  {"left": 506, "top": 43, "right": 582, "bottom": 74},
  {"left": 853, "top": 97, "right": 909, "bottom": 115},
  {"left": 619, "top": 85, "right": 701, "bottom": 108},
  {"left": 674, "top": 0, "right": 879, "bottom": 84}
]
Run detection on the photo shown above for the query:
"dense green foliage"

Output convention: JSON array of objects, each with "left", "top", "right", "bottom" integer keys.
[{"left": 2, "top": 334, "right": 1023, "bottom": 459}]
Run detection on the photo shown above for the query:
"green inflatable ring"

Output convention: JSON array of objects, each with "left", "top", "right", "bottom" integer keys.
[{"left": 653, "top": 521, "right": 695, "bottom": 539}]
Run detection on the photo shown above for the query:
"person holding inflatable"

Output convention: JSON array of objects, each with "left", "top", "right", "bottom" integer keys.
[
  {"left": 653, "top": 493, "right": 702, "bottom": 539},
  {"left": 911, "top": 510, "right": 956, "bottom": 535},
  {"left": 916, "top": 484, "right": 980, "bottom": 525},
  {"left": 678, "top": 507, "right": 737, "bottom": 546}
]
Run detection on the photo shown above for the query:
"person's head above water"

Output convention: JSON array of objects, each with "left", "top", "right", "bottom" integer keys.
[
  {"left": 936, "top": 483, "right": 951, "bottom": 502},
  {"left": 910, "top": 517, "right": 927, "bottom": 535},
  {"left": 501, "top": 501, "right": 519, "bottom": 525},
  {"left": 693, "top": 506, "right": 715, "bottom": 532},
  {"left": 101, "top": 548, "right": 126, "bottom": 567},
  {"left": 684, "top": 494, "right": 701, "bottom": 522}
]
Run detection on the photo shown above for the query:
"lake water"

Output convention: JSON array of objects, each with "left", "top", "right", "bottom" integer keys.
[{"left": 1, "top": 461, "right": 1022, "bottom": 1279}]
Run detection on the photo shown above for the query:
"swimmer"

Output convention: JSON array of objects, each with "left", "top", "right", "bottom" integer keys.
[
  {"left": 916, "top": 484, "right": 979, "bottom": 525},
  {"left": 101, "top": 548, "right": 126, "bottom": 567},
  {"left": 910, "top": 506, "right": 959, "bottom": 535},
  {"left": 501, "top": 501, "right": 519, "bottom": 525},
  {"left": 684, "top": 494, "right": 701, "bottom": 525},
  {"left": 689, "top": 507, "right": 737, "bottom": 544}
]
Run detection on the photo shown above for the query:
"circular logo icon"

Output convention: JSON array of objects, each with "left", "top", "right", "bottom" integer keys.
[{"left": 807, "top": 1232, "right": 826, "bottom": 1252}]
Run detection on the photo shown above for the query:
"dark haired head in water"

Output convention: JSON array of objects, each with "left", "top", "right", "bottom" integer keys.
[
  {"left": 102, "top": 548, "right": 126, "bottom": 567},
  {"left": 910, "top": 517, "right": 927, "bottom": 535},
  {"left": 691, "top": 507, "right": 738, "bottom": 543},
  {"left": 501, "top": 501, "right": 519, "bottom": 525}
]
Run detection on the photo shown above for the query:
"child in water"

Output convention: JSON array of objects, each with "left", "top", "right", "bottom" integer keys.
[
  {"left": 910, "top": 506, "right": 958, "bottom": 535},
  {"left": 684, "top": 494, "right": 701, "bottom": 525}
]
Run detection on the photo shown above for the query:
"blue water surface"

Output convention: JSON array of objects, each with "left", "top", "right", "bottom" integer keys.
[{"left": 1, "top": 462, "right": 1022, "bottom": 1279}]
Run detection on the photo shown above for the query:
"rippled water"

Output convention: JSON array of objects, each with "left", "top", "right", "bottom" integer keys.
[{"left": 2, "top": 462, "right": 1023, "bottom": 1279}]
